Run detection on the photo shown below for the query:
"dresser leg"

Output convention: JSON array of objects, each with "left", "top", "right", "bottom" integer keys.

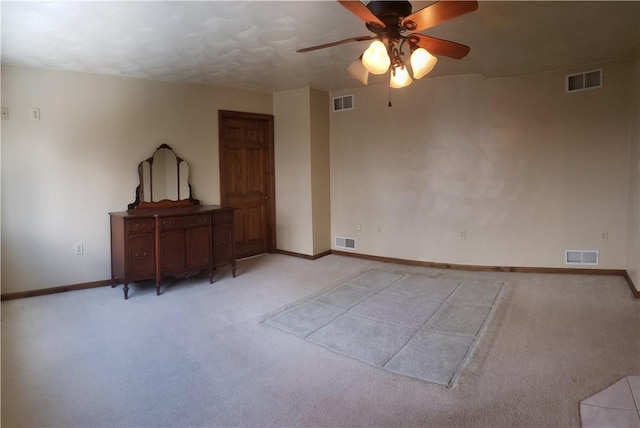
[
  {"left": 123, "top": 283, "right": 129, "bottom": 300},
  {"left": 156, "top": 282, "right": 161, "bottom": 296},
  {"left": 232, "top": 265, "right": 237, "bottom": 277}
]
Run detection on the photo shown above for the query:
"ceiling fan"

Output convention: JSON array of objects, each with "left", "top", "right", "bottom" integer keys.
[{"left": 297, "top": 1, "right": 478, "bottom": 88}]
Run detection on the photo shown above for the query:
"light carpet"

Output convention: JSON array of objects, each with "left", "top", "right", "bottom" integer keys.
[
  {"left": 3, "top": 254, "right": 639, "bottom": 427},
  {"left": 264, "top": 269, "right": 505, "bottom": 386}
]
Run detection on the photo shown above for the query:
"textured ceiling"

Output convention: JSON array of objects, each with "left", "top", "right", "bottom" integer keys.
[{"left": 2, "top": 1, "right": 639, "bottom": 93}]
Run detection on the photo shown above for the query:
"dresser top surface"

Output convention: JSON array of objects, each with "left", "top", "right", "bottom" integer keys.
[{"left": 109, "top": 205, "right": 231, "bottom": 218}]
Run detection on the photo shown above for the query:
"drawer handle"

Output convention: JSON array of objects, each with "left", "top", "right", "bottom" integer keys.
[
  {"left": 135, "top": 252, "right": 147, "bottom": 259},
  {"left": 163, "top": 220, "right": 174, "bottom": 227},
  {"left": 135, "top": 223, "right": 146, "bottom": 228}
]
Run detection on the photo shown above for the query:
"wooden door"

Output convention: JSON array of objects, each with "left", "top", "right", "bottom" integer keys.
[{"left": 219, "top": 110, "right": 275, "bottom": 259}]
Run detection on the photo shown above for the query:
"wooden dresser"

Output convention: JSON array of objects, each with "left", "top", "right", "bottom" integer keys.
[
  {"left": 109, "top": 144, "right": 236, "bottom": 299},
  {"left": 109, "top": 205, "right": 235, "bottom": 299}
]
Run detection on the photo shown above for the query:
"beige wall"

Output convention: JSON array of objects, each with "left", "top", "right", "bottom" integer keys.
[
  {"left": 1, "top": 65, "right": 272, "bottom": 294},
  {"left": 310, "top": 88, "right": 331, "bottom": 255},
  {"left": 273, "top": 87, "right": 331, "bottom": 256},
  {"left": 627, "top": 58, "right": 640, "bottom": 292},
  {"left": 274, "top": 88, "right": 314, "bottom": 255},
  {"left": 2, "top": 59, "right": 638, "bottom": 294},
  {"left": 330, "top": 60, "right": 636, "bottom": 270}
]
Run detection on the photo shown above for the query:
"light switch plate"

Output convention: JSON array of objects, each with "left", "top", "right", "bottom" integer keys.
[
  {"left": 31, "top": 108, "right": 40, "bottom": 121},
  {"left": 1, "top": 107, "right": 8, "bottom": 120}
]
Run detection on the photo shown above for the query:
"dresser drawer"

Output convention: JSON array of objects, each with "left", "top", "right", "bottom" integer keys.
[
  {"left": 159, "top": 214, "right": 210, "bottom": 230},
  {"left": 212, "top": 210, "right": 233, "bottom": 225},
  {"left": 126, "top": 218, "right": 155, "bottom": 232}
]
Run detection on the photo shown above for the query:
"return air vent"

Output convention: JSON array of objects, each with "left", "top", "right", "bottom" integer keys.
[
  {"left": 565, "top": 250, "right": 599, "bottom": 265},
  {"left": 566, "top": 69, "right": 602, "bottom": 93},
  {"left": 335, "top": 236, "right": 356, "bottom": 250},
  {"left": 332, "top": 95, "right": 354, "bottom": 112}
]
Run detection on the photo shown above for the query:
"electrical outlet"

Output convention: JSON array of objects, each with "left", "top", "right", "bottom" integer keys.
[
  {"left": 75, "top": 242, "right": 84, "bottom": 255},
  {"left": 1, "top": 107, "right": 8, "bottom": 120},
  {"left": 31, "top": 108, "right": 40, "bottom": 121},
  {"left": 600, "top": 231, "right": 608, "bottom": 241},
  {"left": 376, "top": 226, "right": 382, "bottom": 232},
  {"left": 356, "top": 223, "right": 361, "bottom": 231},
  {"left": 460, "top": 230, "right": 467, "bottom": 240}
]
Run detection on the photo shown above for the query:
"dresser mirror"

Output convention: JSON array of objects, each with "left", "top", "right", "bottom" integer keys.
[{"left": 128, "top": 144, "right": 199, "bottom": 209}]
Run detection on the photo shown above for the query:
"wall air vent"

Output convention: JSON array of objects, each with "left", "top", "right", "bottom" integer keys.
[
  {"left": 332, "top": 95, "right": 354, "bottom": 112},
  {"left": 566, "top": 69, "right": 602, "bottom": 93},
  {"left": 335, "top": 236, "right": 356, "bottom": 250},
  {"left": 565, "top": 250, "right": 599, "bottom": 265}
]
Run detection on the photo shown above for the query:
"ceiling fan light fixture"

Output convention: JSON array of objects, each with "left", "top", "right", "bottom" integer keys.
[
  {"left": 410, "top": 47, "right": 438, "bottom": 79},
  {"left": 390, "top": 65, "right": 412, "bottom": 88},
  {"left": 362, "top": 40, "right": 391, "bottom": 74},
  {"left": 346, "top": 56, "right": 369, "bottom": 85},
  {"left": 298, "top": 0, "right": 477, "bottom": 101}
]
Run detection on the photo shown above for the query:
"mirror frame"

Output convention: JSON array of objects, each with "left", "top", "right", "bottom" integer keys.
[{"left": 128, "top": 144, "right": 200, "bottom": 209}]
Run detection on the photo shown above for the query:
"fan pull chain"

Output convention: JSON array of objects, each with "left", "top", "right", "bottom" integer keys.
[{"left": 388, "top": 86, "right": 392, "bottom": 107}]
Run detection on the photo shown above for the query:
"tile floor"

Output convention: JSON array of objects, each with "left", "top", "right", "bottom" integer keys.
[{"left": 580, "top": 376, "right": 640, "bottom": 427}]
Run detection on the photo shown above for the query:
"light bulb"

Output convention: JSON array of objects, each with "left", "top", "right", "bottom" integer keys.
[
  {"left": 362, "top": 40, "right": 390, "bottom": 75},
  {"left": 410, "top": 47, "right": 437, "bottom": 79},
  {"left": 390, "top": 65, "right": 412, "bottom": 88},
  {"left": 346, "top": 57, "right": 369, "bottom": 85}
]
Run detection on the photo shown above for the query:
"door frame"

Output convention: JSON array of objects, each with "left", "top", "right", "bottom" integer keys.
[{"left": 218, "top": 110, "right": 276, "bottom": 254}]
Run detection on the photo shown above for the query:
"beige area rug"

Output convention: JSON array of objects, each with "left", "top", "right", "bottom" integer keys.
[{"left": 264, "top": 269, "right": 506, "bottom": 386}]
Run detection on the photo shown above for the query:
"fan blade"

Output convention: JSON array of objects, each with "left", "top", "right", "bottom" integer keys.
[
  {"left": 297, "top": 36, "right": 375, "bottom": 53},
  {"left": 407, "top": 33, "right": 470, "bottom": 59},
  {"left": 401, "top": 1, "right": 478, "bottom": 32},
  {"left": 337, "top": 1, "right": 386, "bottom": 29}
]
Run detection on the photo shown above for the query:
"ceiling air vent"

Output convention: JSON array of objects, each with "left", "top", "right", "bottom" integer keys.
[
  {"left": 566, "top": 69, "right": 602, "bottom": 93},
  {"left": 332, "top": 95, "right": 354, "bottom": 112},
  {"left": 335, "top": 236, "right": 356, "bottom": 250},
  {"left": 565, "top": 250, "right": 599, "bottom": 265}
]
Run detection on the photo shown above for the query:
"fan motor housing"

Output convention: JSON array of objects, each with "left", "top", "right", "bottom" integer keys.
[{"left": 366, "top": 1, "right": 412, "bottom": 26}]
